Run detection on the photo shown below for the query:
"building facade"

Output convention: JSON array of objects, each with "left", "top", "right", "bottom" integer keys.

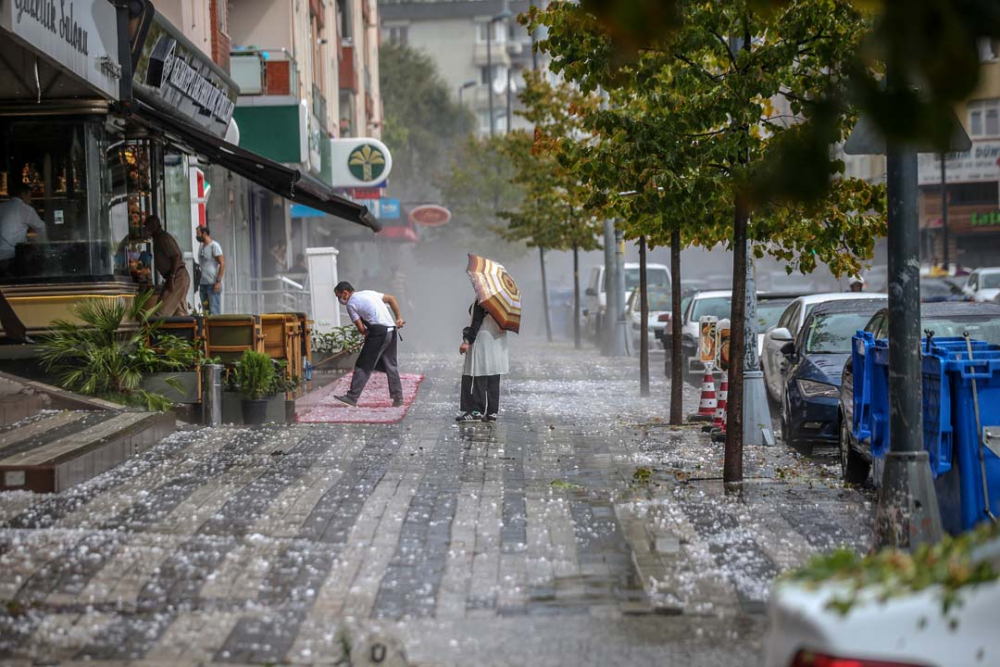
[{"left": 379, "top": 0, "right": 545, "bottom": 136}]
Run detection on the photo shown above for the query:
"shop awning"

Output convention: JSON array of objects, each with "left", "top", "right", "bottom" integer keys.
[{"left": 134, "top": 103, "right": 380, "bottom": 232}]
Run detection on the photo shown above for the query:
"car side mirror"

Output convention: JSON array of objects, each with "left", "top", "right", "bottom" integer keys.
[
  {"left": 585, "top": 287, "right": 597, "bottom": 297},
  {"left": 780, "top": 341, "right": 796, "bottom": 356},
  {"left": 771, "top": 327, "right": 793, "bottom": 342}
]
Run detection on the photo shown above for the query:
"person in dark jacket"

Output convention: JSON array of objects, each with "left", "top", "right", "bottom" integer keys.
[{"left": 457, "top": 301, "right": 509, "bottom": 422}]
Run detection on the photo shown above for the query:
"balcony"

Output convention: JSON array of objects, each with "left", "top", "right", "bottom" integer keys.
[
  {"left": 339, "top": 45, "right": 357, "bottom": 93},
  {"left": 230, "top": 49, "right": 298, "bottom": 97},
  {"left": 473, "top": 42, "right": 511, "bottom": 67}
]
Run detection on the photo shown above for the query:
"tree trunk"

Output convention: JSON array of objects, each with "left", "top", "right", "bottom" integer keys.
[
  {"left": 573, "top": 243, "right": 581, "bottom": 349},
  {"left": 670, "top": 229, "right": 683, "bottom": 425},
  {"left": 539, "top": 246, "right": 552, "bottom": 342},
  {"left": 639, "top": 235, "right": 649, "bottom": 397},
  {"left": 725, "top": 196, "right": 749, "bottom": 485}
]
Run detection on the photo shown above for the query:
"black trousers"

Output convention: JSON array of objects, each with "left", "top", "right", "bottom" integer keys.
[
  {"left": 461, "top": 374, "right": 501, "bottom": 415},
  {"left": 347, "top": 325, "right": 402, "bottom": 401}
]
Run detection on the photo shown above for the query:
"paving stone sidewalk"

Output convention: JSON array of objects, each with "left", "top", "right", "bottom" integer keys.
[{"left": 0, "top": 343, "right": 873, "bottom": 666}]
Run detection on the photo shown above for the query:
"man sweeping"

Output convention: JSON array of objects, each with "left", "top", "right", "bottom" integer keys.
[{"left": 333, "top": 281, "right": 405, "bottom": 408}]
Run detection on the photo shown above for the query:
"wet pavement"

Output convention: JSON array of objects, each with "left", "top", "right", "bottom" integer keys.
[{"left": 0, "top": 343, "right": 873, "bottom": 666}]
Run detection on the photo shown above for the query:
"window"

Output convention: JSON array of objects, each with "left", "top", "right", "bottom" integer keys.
[
  {"left": 476, "top": 21, "right": 505, "bottom": 43},
  {"left": 477, "top": 110, "right": 492, "bottom": 134},
  {"left": 217, "top": 0, "right": 229, "bottom": 34},
  {"left": 804, "top": 312, "right": 873, "bottom": 354},
  {"left": 968, "top": 100, "right": 1000, "bottom": 138},
  {"left": 690, "top": 297, "right": 732, "bottom": 322},
  {"left": 480, "top": 65, "right": 507, "bottom": 86},
  {"left": 387, "top": 26, "right": 408, "bottom": 45}
]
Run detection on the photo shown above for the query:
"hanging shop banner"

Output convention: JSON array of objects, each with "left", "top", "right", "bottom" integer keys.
[
  {"left": 918, "top": 140, "right": 1000, "bottom": 185},
  {"left": 0, "top": 0, "right": 121, "bottom": 99},
  {"left": 329, "top": 138, "right": 394, "bottom": 188},
  {"left": 132, "top": 11, "right": 238, "bottom": 138}
]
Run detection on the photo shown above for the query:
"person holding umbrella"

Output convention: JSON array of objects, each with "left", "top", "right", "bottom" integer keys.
[{"left": 458, "top": 255, "right": 521, "bottom": 422}]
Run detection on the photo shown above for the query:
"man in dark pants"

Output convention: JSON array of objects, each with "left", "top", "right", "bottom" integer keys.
[{"left": 333, "top": 281, "right": 406, "bottom": 407}]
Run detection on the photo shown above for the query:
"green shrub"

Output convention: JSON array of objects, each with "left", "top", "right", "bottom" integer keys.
[
  {"left": 312, "top": 325, "right": 363, "bottom": 356},
  {"left": 236, "top": 350, "right": 276, "bottom": 400}
]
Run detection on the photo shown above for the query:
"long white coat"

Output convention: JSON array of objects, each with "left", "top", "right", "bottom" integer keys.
[{"left": 463, "top": 311, "right": 509, "bottom": 377}]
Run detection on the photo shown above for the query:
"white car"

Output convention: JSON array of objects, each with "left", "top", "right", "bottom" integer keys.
[
  {"left": 584, "top": 263, "right": 670, "bottom": 338},
  {"left": 765, "top": 538, "right": 1000, "bottom": 667},
  {"left": 625, "top": 286, "right": 671, "bottom": 347},
  {"left": 761, "top": 292, "right": 887, "bottom": 402},
  {"left": 964, "top": 268, "right": 1000, "bottom": 302},
  {"left": 665, "top": 289, "right": 732, "bottom": 382}
]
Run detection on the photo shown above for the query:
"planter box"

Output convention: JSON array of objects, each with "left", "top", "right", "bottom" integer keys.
[
  {"left": 141, "top": 372, "right": 199, "bottom": 404},
  {"left": 314, "top": 350, "right": 359, "bottom": 371},
  {"left": 221, "top": 392, "right": 294, "bottom": 425}
]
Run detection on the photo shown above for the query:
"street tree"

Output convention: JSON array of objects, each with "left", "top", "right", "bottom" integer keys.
[
  {"left": 528, "top": 0, "right": 887, "bottom": 483},
  {"left": 498, "top": 71, "right": 603, "bottom": 347},
  {"left": 379, "top": 42, "right": 472, "bottom": 204}
]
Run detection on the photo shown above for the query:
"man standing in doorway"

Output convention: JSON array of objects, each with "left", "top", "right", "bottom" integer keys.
[
  {"left": 197, "top": 226, "right": 225, "bottom": 315},
  {"left": 145, "top": 215, "right": 190, "bottom": 316},
  {"left": 333, "top": 281, "right": 405, "bottom": 407}
]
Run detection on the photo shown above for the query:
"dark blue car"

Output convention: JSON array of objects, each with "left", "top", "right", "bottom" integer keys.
[{"left": 781, "top": 299, "right": 886, "bottom": 455}]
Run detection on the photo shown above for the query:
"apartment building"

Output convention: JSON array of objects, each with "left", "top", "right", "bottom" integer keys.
[{"left": 379, "top": 0, "right": 546, "bottom": 135}]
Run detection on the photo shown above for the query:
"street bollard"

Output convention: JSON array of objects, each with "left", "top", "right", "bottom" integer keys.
[{"left": 202, "top": 364, "right": 223, "bottom": 426}]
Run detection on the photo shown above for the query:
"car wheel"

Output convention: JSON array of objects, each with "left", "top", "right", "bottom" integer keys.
[
  {"left": 840, "top": 413, "right": 870, "bottom": 485},
  {"left": 782, "top": 401, "right": 812, "bottom": 456}
]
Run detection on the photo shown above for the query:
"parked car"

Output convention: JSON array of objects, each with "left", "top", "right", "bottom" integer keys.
[
  {"left": 781, "top": 299, "right": 886, "bottom": 455},
  {"left": 765, "top": 532, "right": 1000, "bottom": 667},
  {"left": 756, "top": 293, "right": 809, "bottom": 357},
  {"left": 839, "top": 301, "right": 1000, "bottom": 484},
  {"left": 584, "top": 263, "right": 670, "bottom": 339},
  {"left": 921, "top": 277, "right": 967, "bottom": 302},
  {"left": 625, "top": 286, "right": 671, "bottom": 348},
  {"left": 662, "top": 290, "right": 732, "bottom": 383},
  {"left": 762, "top": 293, "right": 887, "bottom": 403},
  {"left": 963, "top": 267, "right": 1000, "bottom": 302}
]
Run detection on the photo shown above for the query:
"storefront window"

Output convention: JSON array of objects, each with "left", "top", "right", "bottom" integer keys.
[
  {"left": 164, "top": 152, "right": 193, "bottom": 257},
  {"left": 0, "top": 119, "right": 122, "bottom": 282},
  {"left": 107, "top": 139, "right": 163, "bottom": 286}
]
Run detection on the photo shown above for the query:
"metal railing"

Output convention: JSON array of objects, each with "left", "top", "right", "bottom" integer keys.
[{"left": 223, "top": 274, "right": 311, "bottom": 316}]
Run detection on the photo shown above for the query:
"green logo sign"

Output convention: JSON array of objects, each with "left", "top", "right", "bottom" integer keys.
[
  {"left": 348, "top": 144, "right": 386, "bottom": 182},
  {"left": 971, "top": 211, "right": 1000, "bottom": 228}
]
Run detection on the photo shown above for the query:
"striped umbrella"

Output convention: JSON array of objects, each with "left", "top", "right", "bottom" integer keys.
[{"left": 466, "top": 254, "right": 522, "bottom": 334}]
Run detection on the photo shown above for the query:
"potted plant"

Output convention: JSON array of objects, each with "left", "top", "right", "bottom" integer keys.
[{"left": 236, "top": 349, "right": 275, "bottom": 425}]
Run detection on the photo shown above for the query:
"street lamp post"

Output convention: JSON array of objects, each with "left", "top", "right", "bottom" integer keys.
[{"left": 457, "top": 79, "right": 476, "bottom": 107}]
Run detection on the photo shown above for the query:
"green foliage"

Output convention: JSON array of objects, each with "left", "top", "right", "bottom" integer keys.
[
  {"left": 786, "top": 522, "right": 1000, "bottom": 617},
  {"left": 235, "top": 350, "right": 276, "bottom": 401},
  {"left": 379, "top": 42, "right": 472, "bottom": 203},
  {"left": 312, "top": 326, "right": 364, "bottom": 356},
  {"left": 36, "top": 291, "right": 200, "bottom": 411}
]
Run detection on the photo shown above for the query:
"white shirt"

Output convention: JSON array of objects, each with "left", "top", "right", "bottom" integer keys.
[
  {"left": 0, "top": 199, "right": 47, "bottom": 261},
  {"left": 199, "top": 240, "right": 224, "bottom": 285},
  {"left": 346, "top": 290, "right": 396, "bottom": 328}
]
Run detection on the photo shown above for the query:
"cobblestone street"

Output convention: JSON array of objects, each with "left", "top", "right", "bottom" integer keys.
[{"left": 0, "top": 343, "right": 874, "bottom": 666}]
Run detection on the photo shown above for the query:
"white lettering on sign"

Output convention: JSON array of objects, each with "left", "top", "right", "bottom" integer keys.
[
  {"left": 14, "top": 0, "right": 89, "bottom": 55},
  {"left": 156, "top": 42, "right": 234, "bottom": 125}
]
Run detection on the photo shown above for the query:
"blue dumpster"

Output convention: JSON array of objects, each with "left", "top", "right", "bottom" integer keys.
[{"left": 850, "top": 333, "right": 1000, "bottom": 534}]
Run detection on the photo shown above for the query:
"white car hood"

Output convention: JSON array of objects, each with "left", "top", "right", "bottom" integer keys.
[{"left": 765, "top": 579, "right": 1000, "bottom": 667}]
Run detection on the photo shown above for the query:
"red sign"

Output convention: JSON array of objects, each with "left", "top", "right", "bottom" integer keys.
[
  {"left": 351, "top": 188, "right": 382, "bottom": 200},
  {"left": 409, "top": 204, "right": 452, "bottom": 227}
]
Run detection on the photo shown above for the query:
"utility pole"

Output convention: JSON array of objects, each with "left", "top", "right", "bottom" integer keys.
[
  {"left": 601, "top": 219, "right": 617, "bottom": 355},
  {"left": 539, "top": 247, "right": 552, "bottom": 342},
  {"left": 573, "top": 242, "right": 581, "bottom": 349},
  {"left": 742, "top": 239, "right": 772, "bottom": 447},
  {"left": 613, "top": 226, "right": 629, "bottom": 357},
  {"left": 486, "top": 22, "right": 495, "bottom": 138},
  {"left": 940, "top": 154, "right": 950, "bottom": 271},
  {"left": 639, "top": 235, "right": 650, "bottom": 395}
]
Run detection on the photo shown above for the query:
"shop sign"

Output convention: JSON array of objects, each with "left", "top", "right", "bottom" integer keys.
[
  {"left": 409, "top": 204, "right": 451, "bottom": 227},
  {"left": 1, "top": 0, "right": 120, "bottom": 99},
  {"left": 132, "top": 12, "right": 238, "bottom": 138},
  {"left": 971, "top": 210, "right": 1000, "bottom": 228},
  {"left": 379, "top": 198, "right": 401, "bottom": 220},
  {"left": 329, "top": 138, "right": 394, "bottom": 188},
  {"left": 308, "top": 113, "right": 323, "bottom": 175},
  {"left": 918, "top": 140, "right": 1000, "bottom": 185}
]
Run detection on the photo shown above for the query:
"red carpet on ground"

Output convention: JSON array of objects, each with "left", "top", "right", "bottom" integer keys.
[{"left": 296, "top": 372, "right": 425, "bottom": 424}]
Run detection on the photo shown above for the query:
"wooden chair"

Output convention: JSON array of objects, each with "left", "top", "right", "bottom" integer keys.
[
  {"left": 204, "top": 315, "right": 263, "bottom": 365},
  {"left": 261, "top": 314, "right": 300, "bottom": 398}
]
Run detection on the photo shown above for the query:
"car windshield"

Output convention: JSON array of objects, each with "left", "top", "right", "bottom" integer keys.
[
  {"left": 805, "top": 312, "right": 876, "bottom": 353},
  {"left": 925, "top": 316, "right": 1000, "bottom": 344},
  {"left": 757, "top": 301, "right": 790, "bottom": 330},
  {"left": 690, "top": 296, "right": 732, "bottom": 322},
  {"left": 625, "top": 268, "right": 669, "bottom": 293},
  {"left": 981, "top": 273, "right": 1000, "bottom": 289}
]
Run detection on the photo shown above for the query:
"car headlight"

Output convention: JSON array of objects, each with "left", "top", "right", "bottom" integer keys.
[{"left": 797, "top": 379, "right": 838, "bottom": 398}]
